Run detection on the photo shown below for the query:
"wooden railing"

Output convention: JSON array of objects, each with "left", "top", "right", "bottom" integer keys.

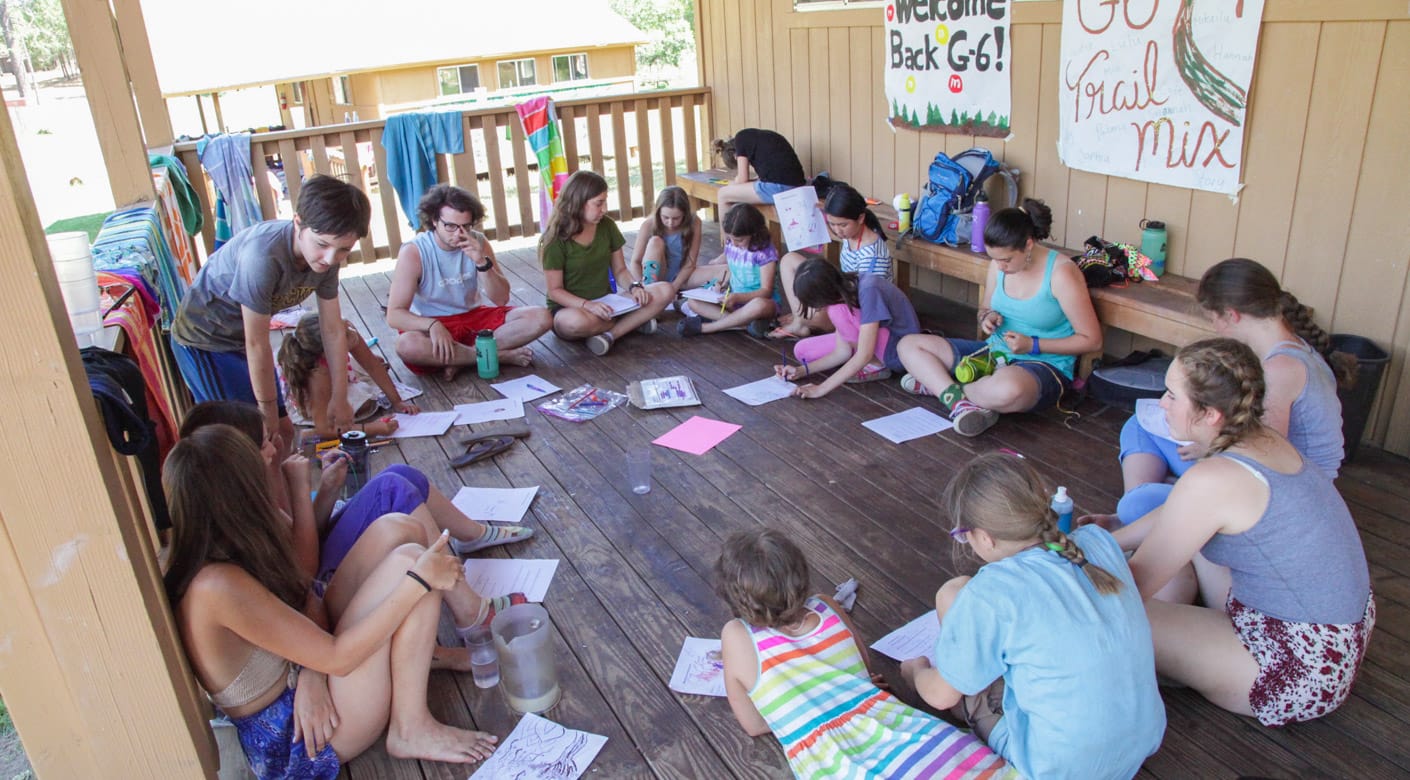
[{"left": 173, "top": 87, "right": 713, "bottom": 264}]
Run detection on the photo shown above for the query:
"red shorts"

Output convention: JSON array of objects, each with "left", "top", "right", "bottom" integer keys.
[{"left": 402, "top": 306, "right": 513, "bottom": 375}]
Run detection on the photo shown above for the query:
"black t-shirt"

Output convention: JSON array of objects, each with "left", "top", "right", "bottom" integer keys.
[{"left": 733, "top": 128, "right": 806, "bottom": 186}]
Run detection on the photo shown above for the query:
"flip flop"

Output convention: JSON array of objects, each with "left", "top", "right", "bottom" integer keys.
[
  {"left": 766, "top": 326, "right": 803, "bottom": 341},
  {"left": 455, "top": 422, "right": 531, "bottom": 446},
  {"left": 450, "top": 434, "right": 515, "bottom": 468}
]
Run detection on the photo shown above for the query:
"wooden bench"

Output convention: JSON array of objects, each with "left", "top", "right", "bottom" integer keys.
[{"left": 677, "top": 169, "right": 839, "bottom": 263}]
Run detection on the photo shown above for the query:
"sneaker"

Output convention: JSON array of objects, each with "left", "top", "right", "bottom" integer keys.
[
  {"left": 845, "top": 364, "right": 893, "bottom": 384},
  {"left": 637, "top": 318, "right": 659, "bottom": 335},
  {"left": 746, "top": 319, "right": 774, "bottom": 339},
  {"left": 900, "top": 373, "right": 935, "bottom": 396},
  {"left": 587, "top": 332, "right": 615, "bottom": 356},
  {"left": 456, "top": 593, "right": 529, "bottom": 638},
  {"left": 950, "top": 399, "right": 999, "bottom": 437},
  {"left": 677, "top": 316, "right": 704, "bottom": 337}
]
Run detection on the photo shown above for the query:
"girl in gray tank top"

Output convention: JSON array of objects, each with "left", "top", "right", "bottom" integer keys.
[{"left": 1117, "top": 338, "right": 1373, "bottom": 727}]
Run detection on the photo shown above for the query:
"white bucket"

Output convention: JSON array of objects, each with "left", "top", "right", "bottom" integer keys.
[{"left": 45, "top": 231, "right": 102, "bottom": 340}]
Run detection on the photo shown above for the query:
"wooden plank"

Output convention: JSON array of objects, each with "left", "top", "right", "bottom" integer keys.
[
  {"left": 738, "top": 0, "right": 760, "bottom": 125},
  {"left": 807, "top": 28, "right": 830, "bottom": 174},
  {"left": 507, "top": 114, "right": 535, "bottom": 237},
  {"left": 1103, "top": 178, "right": 1148, "bottom": 253},
  {"left": 849, "top": 26, "right": 874, "bottom": 194},
  {"left": 480, "top": 114, "right": 512, "bottom": 241},
  {"left": 635, "top": 98, "right": 656, "bottom": 209},
  {"left": 369, "top": 126, "right": 403, "bottom": 252},
  {"left": 278, "top": 138, "right": 301, "bottom": 207},
  {"left": 340, "top": 130, "right": 377, "bottom": 262},
  {"left": 559, "top": 104, "right": 581, "bottom": 174},
  {"left": 109, "top": 0, "right": 173, "bottom": 148},
  {"left": 310, "top": 133, "right": 330, "bottom": 175},
  {"left": 586, "top": 103, "right": 606, "bottom": 175},
  {"left": 177, "top": 147, "right": 216, "bottom": 255},
  {"left": 0, "top": 99, "right": 214, "bottom": 778},
  {"left": 1066, "top": 170, "right": 1108, "bottom": 247},
  {"left": 682, "top": 94, "right": 700, "bottom": 171},
  {"left": 1230, "top": 22, "right": 1319, "bottom": 277},
  {"left": 1282, "top": 21, "right": 1385, "bottom": 323},
  {"left": 450, "top": 117, "right": 476, "bottom": 191},
  {"left": 610, "top": 102, "right": 634, "bottom": 220},
  {"left": 1182, "top": 190, "right": 1240, "bottom": 280},
  {"left": 1003, "top": 22, "right": 1043, "bottom": 200},
  {"left": 251, "top": 139, "right": 278, "bottom": 219},
  {"left": 1033, "top": 21, "right": 1070, "bottom": 243},
  {"left": 827, "top": 28, "right": 851, "bottom": 181},
  {"left": 661, "top": 96, "right": 678, "bottom": 187}
]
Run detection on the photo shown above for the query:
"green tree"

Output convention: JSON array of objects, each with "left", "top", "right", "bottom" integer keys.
[
  {"left": 0, "top": 0, "right": 29, "bottom": 98},
  {"left": 21, "top": 0, "right": 73, "bottom": 77},
  {"left": 609, "top": 0, "right": 695, "bottom": 75}
]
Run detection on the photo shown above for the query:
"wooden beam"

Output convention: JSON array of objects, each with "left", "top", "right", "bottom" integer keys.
[
  {"left": 0, "top": 82, "right": 216, "bottom": 780},
  {"left": 109, "top": 0, "right": 174, "bottom": 147},
  {"left": 57, "top": 0, "right": 154, "bottom": 207},
  {"left": 211, "top": 92, "right": 226, "bottom": 133}
]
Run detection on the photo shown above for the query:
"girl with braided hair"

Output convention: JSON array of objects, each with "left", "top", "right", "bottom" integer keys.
[
  {"left": 278, "top": 312, "right": 418, "bottom": 441},
  {"left": 1105, "top": 257, "right": 1350, "bottom": 526},
  {"left": 901, "top": 452, "right": 1165, "bottom": 779},
  {"left": 1115, "top": 339, "right": 1373, "bottom": 726}
]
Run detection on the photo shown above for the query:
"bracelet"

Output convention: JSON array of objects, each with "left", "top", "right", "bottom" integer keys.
[
  {"left": 404, "top": 569, "right": 432, "bottom": 592},
  {"left": 476, "top": 259, "right": 494, "bottom": 272},
  {"left": 976, "top": 308, "right": 991, "bottom": 323},
  {"left": 1030, "top": 337, "right": 1041, "bottom": 356}
]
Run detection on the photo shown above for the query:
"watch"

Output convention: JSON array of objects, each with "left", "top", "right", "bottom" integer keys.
[
  {"left": 475, "top": 258, "right": 494, "bottom": 272},
  {"left": 628, "top": 280, "right": 645, "bottom": 291}
]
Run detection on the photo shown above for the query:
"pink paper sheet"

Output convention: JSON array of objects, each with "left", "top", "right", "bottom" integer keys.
[{"left": 652, "top": 416, "right": 742, "bottom": 455}]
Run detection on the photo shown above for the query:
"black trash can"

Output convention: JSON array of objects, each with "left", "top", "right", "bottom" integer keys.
[{"left": 1331, "top": 334, "right": 1390, "bottom": 463}]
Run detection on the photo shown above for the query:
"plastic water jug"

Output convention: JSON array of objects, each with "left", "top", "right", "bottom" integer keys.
[
  {"left": 46, "top": 231, "right": 102, "bottom": 346},
  {"left": 1139, "top": 219, "right": 1167, "bottom": 277},
  {"left": 1051, "top": 486, "right": 1074, "bottom": 534},
  {"left": 492, "top": 603, "right": 560, "bottom": 713}
]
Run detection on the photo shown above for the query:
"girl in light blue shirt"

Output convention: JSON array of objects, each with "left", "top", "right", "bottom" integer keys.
[{"left": 902, "top": 453, "right": 1166, "bottom": 780}]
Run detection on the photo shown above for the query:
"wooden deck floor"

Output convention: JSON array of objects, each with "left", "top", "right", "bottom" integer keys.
[{"left": 328, "top": 225, "right": 1410, "bottom": 780}]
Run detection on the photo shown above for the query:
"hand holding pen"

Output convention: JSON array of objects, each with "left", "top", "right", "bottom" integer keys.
[{"left": 773, "top": 345, "right": 808, "bottom": 381}]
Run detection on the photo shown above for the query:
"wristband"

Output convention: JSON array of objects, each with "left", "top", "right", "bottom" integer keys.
[
  {"left": 405, "top": 569, "right": 432, "bottom": 593},
  {"left": 476, "top": 259, "right": 494, "bottom": 272},
  {"left": 1030, "top": 337, "right": 1041, "bottom": 356}
]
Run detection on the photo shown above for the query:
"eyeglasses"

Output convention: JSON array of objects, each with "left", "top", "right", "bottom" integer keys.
[
  {"left": 440, "top": 219, "right": 475, "bottom": 234},
  {"left": 948, "top": 527, "right": 971, "bottom": 544}
]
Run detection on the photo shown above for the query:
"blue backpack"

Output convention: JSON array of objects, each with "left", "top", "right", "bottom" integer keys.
[{"left": 914, "top": 149, "right": 1003, "bottom": 245}]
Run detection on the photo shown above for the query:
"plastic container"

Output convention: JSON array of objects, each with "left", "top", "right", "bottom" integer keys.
[
  {"left": 475, "top": 329, "right": 499, "bottom": 379},
  {"left": 892, "top": 193, "right": 912, "bottom": 233},
  {"left": 339, "top": 429, "right": 370, "bottom": 498},
  {"left": 1051, "top": 486, "right": 1074, "bottom": 534},
  {"left": 1330, "top": 334, "right": 1390, "bottom": 462},
  {"left": 46, "top": 231, "right": 102, "bottom": 343},
  {"left": 491, "top": 603, "right": 560, "bottom": 713},
  {"left": 1139, "top": 219, "right": 1167, "bottom": 277},
  {"left": 969, "top": 191, "right": 991, "bottom": 255}
]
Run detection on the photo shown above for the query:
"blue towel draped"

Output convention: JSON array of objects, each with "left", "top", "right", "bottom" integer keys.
[{"left": 380, "top": 112, "right": 466, "bottom": 227}]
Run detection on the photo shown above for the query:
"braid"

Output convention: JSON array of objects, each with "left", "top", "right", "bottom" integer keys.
[
  {"left": 276, "top": 314, "right": 325, "bottom": 414},
  {"left": 1280, "top": 291, "right": 1357, "bottom": 389},
  {"left": 1209, "top": 355, "right": 1265, "bottom": 455},
  {"left": 1038, "top": 524, "right": 1123, "bottom": 595},
  {"left": 1179, "top": 338, "right": 1266, "bottom": 455}
]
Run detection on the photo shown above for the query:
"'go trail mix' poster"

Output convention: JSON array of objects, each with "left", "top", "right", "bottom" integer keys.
[
  {"left": 1058, "top": 0, "right": 1266, "bottom": 196},
  {"left": 884, "top": 0, "right": 1011, "bottom": 137}
]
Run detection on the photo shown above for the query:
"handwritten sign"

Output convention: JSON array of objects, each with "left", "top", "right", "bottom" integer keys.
[
  {"left": 883, "top": 0, "right": 1011, "bottom": 136},
  {"left": 1058, "top": 0, "right": 1266, "bottom": 195}
]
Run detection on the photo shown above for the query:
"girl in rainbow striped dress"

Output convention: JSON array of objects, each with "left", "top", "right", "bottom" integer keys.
[{"left": 715, "top": 529, "right": 1017, "bottom": 780}]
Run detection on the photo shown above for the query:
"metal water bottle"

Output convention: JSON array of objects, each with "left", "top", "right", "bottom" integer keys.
[
  {"left": 339, "top": 430, "right": 369, "bottom": 499},
  {"left": 1051, "top": 485, "right": 1074, "bottom": 534},
  {"left": 969, "top": 191, "right": 991, "bottom": 255},
  {"left": 476, "top": 329, "right": 499, "bottom": 379},
  {"left": 1140, "top": 219, "right": 1167, "bottom": 277}
]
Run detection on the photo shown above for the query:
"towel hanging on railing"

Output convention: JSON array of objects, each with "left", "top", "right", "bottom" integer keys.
[
  {"left": 515, "top": 97, "right": 570, "bottom": 231},
  {"left": 381, "top": 111, "right": 466, "bottom": 227}
]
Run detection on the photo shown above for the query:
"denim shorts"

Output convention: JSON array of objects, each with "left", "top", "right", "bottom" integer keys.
[
  {"left": 754, "top": 181, "right": 795, "bottom": 204},
  {"left": 946, "top": 338, "right": 1071, "bottom": 413}
]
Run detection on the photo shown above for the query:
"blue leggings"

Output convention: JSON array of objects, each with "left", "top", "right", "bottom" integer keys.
[{"left": 1116, "top": 416, "right": 1193, "bottom": 523}]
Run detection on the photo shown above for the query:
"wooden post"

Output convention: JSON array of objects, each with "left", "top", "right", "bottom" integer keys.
[
  {"left": 196, "top": 94, "right": 210, "bottom": 135},
  {"left": 57, "top": 0, "right": 155, "bottom": 207},
  {"left": 212, "top": 92, "right": 226, "bottom": 133},
  {"left": 0, "top": 83, "right": 216, "bottom": 779},
  {"left": 110, "top": 0, "right": 174, "bottom": 148}
]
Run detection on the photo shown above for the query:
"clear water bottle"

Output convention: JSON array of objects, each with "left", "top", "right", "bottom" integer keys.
[
  {"left": 476, "top": 329, "right": 499, "bottom": 379},
  {"left": 1051, "top": 486, "right": 1074, "bottom": 534},
  {"left": 969, "top": 191, "right": 991, "bottom": 255},
  {"left": 1139, "top": 219, "right": 1167, "bottom": 277}
]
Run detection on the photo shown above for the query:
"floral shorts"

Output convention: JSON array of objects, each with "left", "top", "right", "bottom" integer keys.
[{"left": 1228, "top": 592, "right": 1376, "bottom": 726}]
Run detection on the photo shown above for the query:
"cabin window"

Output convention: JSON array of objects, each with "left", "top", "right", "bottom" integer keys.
[
  {"left": 437, "top": 64, "right": 481, "bottom": 96},
  {"left": 497, "top": 58, "right": 538, "bottom": 89},
  {"left": 552, "top": 53, "right": 590, "bottom": 83}
]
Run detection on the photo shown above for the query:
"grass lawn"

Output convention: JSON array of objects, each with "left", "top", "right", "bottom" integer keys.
[{"left": 44, "top": 211, "right": 111, "bottom": 243}]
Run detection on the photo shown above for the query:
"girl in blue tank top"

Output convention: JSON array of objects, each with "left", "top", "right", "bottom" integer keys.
[
  {"left": 1113, "top": 339, "right": 1372, "bottom": 727},
  {"left": 1105, "top": 258, "right": 1354, "bottom": 526},
  {"left": 895, "top": 199, "right": 1103, "bottom": 437},
  {"left": 630, "top": 186, "right": 702, "bottom": 292}
]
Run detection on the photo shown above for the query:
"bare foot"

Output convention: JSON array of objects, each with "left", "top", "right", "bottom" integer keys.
[
  {"left": 501, "top": 346, "right": 534, "bottom": 367},
  {"left": 441, "top": 364, "right": 464, "bottom": 382},
  {"left": 431, "top": 644, "right": 473, "bottom": 672},
  {"left": 386, "top": 719, "right": 498, "bottom": 763}
]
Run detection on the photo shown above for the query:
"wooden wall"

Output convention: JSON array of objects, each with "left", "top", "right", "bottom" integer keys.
[{"left": 699, "top": 0, "right": 1410, "bottom": 456}]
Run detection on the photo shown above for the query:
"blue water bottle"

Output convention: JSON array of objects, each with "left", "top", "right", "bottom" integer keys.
[
  {"left": 1139, "top": 219, "right": 1167, "bottom": 277},
  {"left": 1051, "top": 486, "right": 1074, "bottom": 534},
  {"left": 475, "top": 329, "right": 499, "bottom": 379},
  {"left": 969, "top": 191, "right": 991, "bottom": 255}
]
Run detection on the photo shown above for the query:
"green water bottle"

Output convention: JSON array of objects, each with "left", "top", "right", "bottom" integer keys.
[
  {"left": 475, "top": 329, "right": 499, "bottom": 379},
  {"left": 1140, "top": 219, "right": 1167, "bottom": 277}
]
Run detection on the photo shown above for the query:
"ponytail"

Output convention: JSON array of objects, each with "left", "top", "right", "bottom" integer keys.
[{"left": 277, "top": 313, "right": 326, "bottom": 414}]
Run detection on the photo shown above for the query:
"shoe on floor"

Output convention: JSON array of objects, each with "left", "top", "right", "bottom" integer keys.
[
  {"left": 845, "top": 364, "right": 893, "bottom": 384},
  {"left": 456, "top": 593, "right": 530, "bottom": 637},
  {"left": 677, "top": 316, "right": 704, "bottom": 337},
  {"left": 450, "top": 523, "right": 534, "bottom": 555},
  {"left": 950, "top": 399, "right": 999, "bottom": 437},
  {"left": 587, "top": 332, "right": 615, "bottom": 356},
  {"left": 747, "top": 319, "right": 775, "bottom": 339},
  {"left": 900, "top": 373, "right": 935, "bottom": 396},
  {"left": 637, "top": 318, "right": 659, "bottom": 335}
]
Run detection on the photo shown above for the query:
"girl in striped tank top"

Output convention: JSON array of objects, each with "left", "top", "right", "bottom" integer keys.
[{"left": 715, "top": 529, "right": 1016, "bottom": 780}]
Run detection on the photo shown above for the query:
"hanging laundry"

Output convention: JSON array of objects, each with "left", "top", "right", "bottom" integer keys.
[
  {"left": 381, "top": 111, "right": 466, "bottom": 226},
  {"left": 197, "top": 133, "right": 263, "bottom": 237},
  {"left": 515, "top": 97, "right": 570, "bottom": 230}
]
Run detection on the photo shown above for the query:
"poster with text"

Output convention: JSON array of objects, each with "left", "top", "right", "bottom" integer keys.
[
  {"left": 1058, "top": 0, "right": 1266, "bottom": 195},
  {"left": 884, "top": 0, "right": 1011, "bottom": 136}
]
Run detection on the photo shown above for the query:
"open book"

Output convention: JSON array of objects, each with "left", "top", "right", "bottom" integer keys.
[
  {"left": 680, "top": 286, "right": 726, "bottom": 304},
  {"left": 628, "top": 375, "right": 702, "bottom": 410},
  {"left": 593, "top": 293, "right": 641, "bottom": 317}
]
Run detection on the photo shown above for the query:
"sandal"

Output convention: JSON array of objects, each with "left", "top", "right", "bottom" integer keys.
[
  {"left": 455, "top": 422, "right": 530, "bottom": 446},
  {"left": 845, "top": 364, "right": 893, "bottom": 384},
  {"left": 456, "top": 593, "right": 530, "bottom": 638},
  {"left": 766, "top": 326, "right": 803, "bottom": 341},
  {"left": 450, "top": 434, "right": 516, "bottom": 468},
  {"left": 747, "top": 319, "right": 775, "bottom": 339}
]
